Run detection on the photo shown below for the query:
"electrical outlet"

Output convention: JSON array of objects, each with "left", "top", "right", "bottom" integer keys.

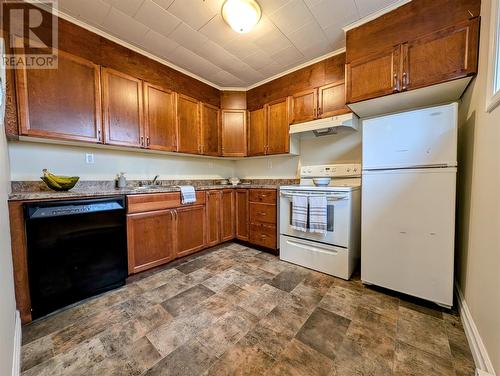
[{"left": 85, "top": 153, "right": 94, "bottom": 164}]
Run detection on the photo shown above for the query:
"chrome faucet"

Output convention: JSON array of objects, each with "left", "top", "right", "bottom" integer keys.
[{"left": 151, "top": 175, "right": 160, "bottom": 185}]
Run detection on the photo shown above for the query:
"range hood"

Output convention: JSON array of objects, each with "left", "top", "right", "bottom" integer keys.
[{"left": 289, "top": 113, "right": 359, "bottom": 137}]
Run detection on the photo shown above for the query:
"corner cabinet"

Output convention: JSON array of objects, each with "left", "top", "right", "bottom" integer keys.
[
  {"left": 176, "top": 205, "right": 207, "bottom": 257},
  {"left": 221, "top": 110, "right": 247, "bottom": 157},
  {"left": 346, "top": 18, "right": 479, "bottom": 104},
  {"left": 15, "top": 49, "right": 103, "bottom": 143},
  {"left": 102, "top": 68, "right": 144, "bottom": 148}
]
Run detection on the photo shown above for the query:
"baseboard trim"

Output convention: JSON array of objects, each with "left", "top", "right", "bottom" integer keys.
[
  {"left": 455, "top": 283, "right": 496, "bottom": 376},
  {"left": 12, "top": 310, "right": 21, "bottom": 376}
]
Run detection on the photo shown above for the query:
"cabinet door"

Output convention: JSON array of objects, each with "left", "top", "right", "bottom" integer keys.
[
  {"left": 318, "top": 81, "right": 350, "bottom": 118},
  {"left": 143, "top": 83, "right": 177, "bottom": 151},
  {"left": 403, "top": 18, "right": 479, "bottom": 92},
  {"left": 177, "top": 94, "right": 201, "bottom": 154},
  {"left": 221, "top": 110, "right": 247, "bottom": 157},
  {"left": 127, "top": 209, "right": 176, "bottom": 274},
  {"left": 290, "top": 89, "right": 317, "bottom": 124},
  {"left": 15, "top": 49, "right": 102, "bottom": 143},
  {"left": 176, "top": 205, "right": 206, "bottom": 258},
  {"left": 235, "top": 189, "right": 249, "bottom": 241},
  {"left": 247, "top": 108, "right": 267, "bottom": 156},
  {"left": 102, "top": 68, "right": 144, "bottom": 147},
  {"left": 346, "top": 46, "right": 402, "bottom": 103},
  {"left": 220, "top": 189, "right": 235, "bottom": 242},
  {"left": 206, "top": 191, "right": 221, "bottom": 247},
  {"left": 266, "top": 97, "right": 290, "bottom": 155},
  {"left": 201, "top": 103, "right": 221, "bottom": 156}
]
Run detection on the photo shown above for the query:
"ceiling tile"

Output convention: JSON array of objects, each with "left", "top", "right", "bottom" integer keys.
[
  {"left": 168, "top": 23, "right": 209, "bottom": 53},
  {"left": 287, "top": 20, "right": 328, "bottom": 51},
  {"left": 253, "top": 27, "right": 291, "bottom": 54},
  {"left": 168, "top": 46, "right": 221, "bottom": 78},
  {"left": 167, "top": 0, "right": 221, "bottom": 30},
  {"left": 258, "top": 61, "right": 284, "bottom": 76},
  {"left": 151, "top": 0, "right": 175, "bottom": 10},
  {"left": 258, "top": 0, "right": 291, "bottom": 14},
  {"left": 60, "top": 0, "right": 111, "bottom": 25},
  {"left": 198, "top": 41, "right": 239, "bottom": 70},
  {"left": 270, "top": 45, "right": 303, "bottom": 66},
  {"left": 134, "top": 0, "right": 181, "bottom": 37},
  {"left": 108, "top": 0, "right": 144, "bottom": 16},
  {"left": 142, "top": 29, "right": 179, "bottom": 59},
  {"left": 199, "top": 15, "right": 236, "bottom": 47},
  {"left": 354, "top": 0, "right": 400, "bottom": 18},
  {"left": 323, "top": 23, "right": 345, "bottom": 48},
  {"left": 102, "top": 7, "right": 150, "bottom": 45},
  {"left": 208, "top": 70, "right": 246, "bottom": 86},
  {"left": 305, "top": 0, "right": 359, "bottom": 29},
  {"left": 224, "top": 37, "right": 260, "bottom": 59},
  {"left": 268, "top": 0, "right": 315, "bottom": 35},
  {"left": 244, "top": 50, "right": 275, "bottom": 70}
]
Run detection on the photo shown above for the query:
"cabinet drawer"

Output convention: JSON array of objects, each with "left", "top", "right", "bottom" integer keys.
[
  {"left": 127, "top": 191, "right": 205, "bottom": 213},
  {"left": 249, "top": 224, "right": 277, "bottom": 249},
  {"left": 249, "top": 203, "right": 276, "bottom": 225},
  {"left": 248, "top": 189, "right": 276, "bottom": 204}
]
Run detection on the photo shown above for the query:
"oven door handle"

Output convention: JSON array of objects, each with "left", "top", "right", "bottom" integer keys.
[{"left": 280, "top": 192, "right": 348, "bottom": 201}]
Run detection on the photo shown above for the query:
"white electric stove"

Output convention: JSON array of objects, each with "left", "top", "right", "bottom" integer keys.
[{"left": 279, "top": 164, "right": 361, "bottom": 279}]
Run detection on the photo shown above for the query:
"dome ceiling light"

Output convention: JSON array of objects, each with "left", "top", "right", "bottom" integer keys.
[{"left": 222, "top": 0, "right": 262, "bottom": 34}]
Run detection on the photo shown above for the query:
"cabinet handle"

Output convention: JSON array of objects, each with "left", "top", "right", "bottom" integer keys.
[
  {"left": 97, "top": 129, "right": 102, "bottom": 142},
  {"left": 402, "top": 72, "right": 408, "bottom": 91},
  {"left": 140, "top": 136, "right": 144, "bottom": 146},
  {"left": 146, "top": 137, "right": 150, "bottom": 146},
  {"left": 393, "top": 73, "right": 399, "bottom": 92},
  {"left": 313, "top": 107, "right": 317, "bottom": 118},
  {"left": 259, "top": 212, "right": 267, "bottom": 216},
  {"left": 318, "top": 107, "right": 322, "bottom": 116}
]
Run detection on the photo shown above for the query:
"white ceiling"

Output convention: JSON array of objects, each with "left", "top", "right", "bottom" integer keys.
[{"left": 58, "top": 0, "right": 403, "bottom": 88}]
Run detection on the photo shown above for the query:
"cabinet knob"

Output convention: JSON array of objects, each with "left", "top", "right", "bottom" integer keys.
[
  {"left": 259, "top": 212, "right": 267, "bottom": 216},
  {"left": 393, "top": 73, "right": 399, "bottom": 92},
  {"left": 402, "top": 72, "right": 408, "bottom": 91}
]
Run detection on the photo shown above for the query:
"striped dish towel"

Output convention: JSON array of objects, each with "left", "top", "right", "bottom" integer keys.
[
  {"left": 291, "top": 195, "right": 308, "bottom": 232},
  {"left": 309, "top": 196, "right": 327, "bottom": 234},
  {"left": 180, "top": 185, "right": 196, "bottom": 204}
]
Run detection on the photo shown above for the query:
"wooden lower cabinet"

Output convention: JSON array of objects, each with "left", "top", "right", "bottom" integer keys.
[
  {"left": 176, "top": 205, "right": 207, "bottom": 258},
  {"left": 249, "top": 223, "right": 277, "bottom": 249},
  {"left": 205, "top": 189, "right": 235, "bottom": 246},
  {"left": 127, "top": 209, "right": 176, "bottom": 274},
  {"left": 221, "top": 190, "right": 235, "bottom": 242},
  {"left": 248, "top": 189, "right": 278, "bottom": 251},
  {"left": 235, "top": 189, "right": 249, "bottom": 241},
  {"left": 206, "top": 190, "right": 221, "bottom": 247}
]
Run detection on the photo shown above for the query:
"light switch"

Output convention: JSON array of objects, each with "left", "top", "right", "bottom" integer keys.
[{"left": 85, "top": 153, "right": 94, "bottom": 164}]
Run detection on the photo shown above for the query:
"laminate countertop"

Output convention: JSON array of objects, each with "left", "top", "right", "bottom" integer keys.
[{"left": 8, "top": 180, "right": 298, "bottom": 201}]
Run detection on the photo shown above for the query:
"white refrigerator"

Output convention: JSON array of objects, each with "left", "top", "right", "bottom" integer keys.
[{"left": 361, "top": 103, "right": 458, "bottom": 307}]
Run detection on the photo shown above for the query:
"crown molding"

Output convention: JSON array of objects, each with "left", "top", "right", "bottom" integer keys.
[
  {"left": 343, "top": 0, "right": 412, "bottom": 32},
  {"left": 31, "top": 0, "right": 347, "bottom": 91}
]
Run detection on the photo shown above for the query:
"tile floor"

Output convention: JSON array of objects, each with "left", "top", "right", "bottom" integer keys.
[{"left": 21, "top": 243, "right": 476, "bottom": 376}]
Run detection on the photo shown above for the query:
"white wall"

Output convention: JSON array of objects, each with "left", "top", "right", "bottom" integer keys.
[
  {"left": 457, "top": 0, "right": 500, "bottom": 373},
  {"left": 0, "top": 116, "right": 16, "bottom": 374},
  {"left": 235, "top": 130, "right": 362, "bottom": 178},
  {"left": 8, "top": 141, "right": 236, "bottom": 181}
]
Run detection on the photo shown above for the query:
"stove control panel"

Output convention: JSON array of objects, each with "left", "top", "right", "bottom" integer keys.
[{"left": 300, "top": 164, "right": 361, "bottom": 177}]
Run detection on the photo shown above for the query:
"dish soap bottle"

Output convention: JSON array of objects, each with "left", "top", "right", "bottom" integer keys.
[{"left": 117, "top": 172, "right": 127, "bottom": 189}]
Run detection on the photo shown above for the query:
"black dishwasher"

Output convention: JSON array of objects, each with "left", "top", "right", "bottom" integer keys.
[{"left": 24, "top": 196, "right": 127, "bottom": 319}]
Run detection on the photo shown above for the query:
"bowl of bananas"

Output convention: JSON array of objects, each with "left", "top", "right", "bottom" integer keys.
[{"left": 41, "top": 169, "right": 80, "bottom": 191}]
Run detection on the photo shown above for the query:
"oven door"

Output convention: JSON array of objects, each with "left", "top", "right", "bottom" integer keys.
[{"left": 279, "top": 190, "right": 351, "bottom": 247}]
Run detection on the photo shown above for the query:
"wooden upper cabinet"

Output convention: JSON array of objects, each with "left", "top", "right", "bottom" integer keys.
[
  {"left": 176, "top": 205, "right": 206, "bottom": 258},
  {"left": 403, "top": 18, "right": 479, "bottom": 92},
  {"left": 290, "top": 89, "right": 317, "bottom": 124},
  {"left": 177, "top": 94, "right": 201, "bottom": 154},
  {"left": 318, "top": 81, "right": 349, "bottom": 117},
  {"left": 127, "top": 209, "right": 176, "bottom": 274},
  {"left": 102, "top": 68, "right": 144, "bottom": 147},
  {"left": 266, "top": 97, "right": 290, "bottom": 155},
  {"left": 346, "top": 46, "right": 401, "bottom": 104},
  {"left": 15, "top": 49, "right": 102, "bottom": 143},
  {"left": 143, "top": 83, "right": 177, "bottom": 151},
  {"left": 201, "top": 103, "right": 221, "bottom": 156},
  {"left": 247, "top": 108, "right": 267, "bottom": 156},
  {"left": 221, "top": 110, "right": 247, "bottom": 157},
  {"left": 220, "top": 189, "right": 235, "bottom": 242},
  {"left": 235, "top": 189, "right": 249, "bottom": 241}
]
